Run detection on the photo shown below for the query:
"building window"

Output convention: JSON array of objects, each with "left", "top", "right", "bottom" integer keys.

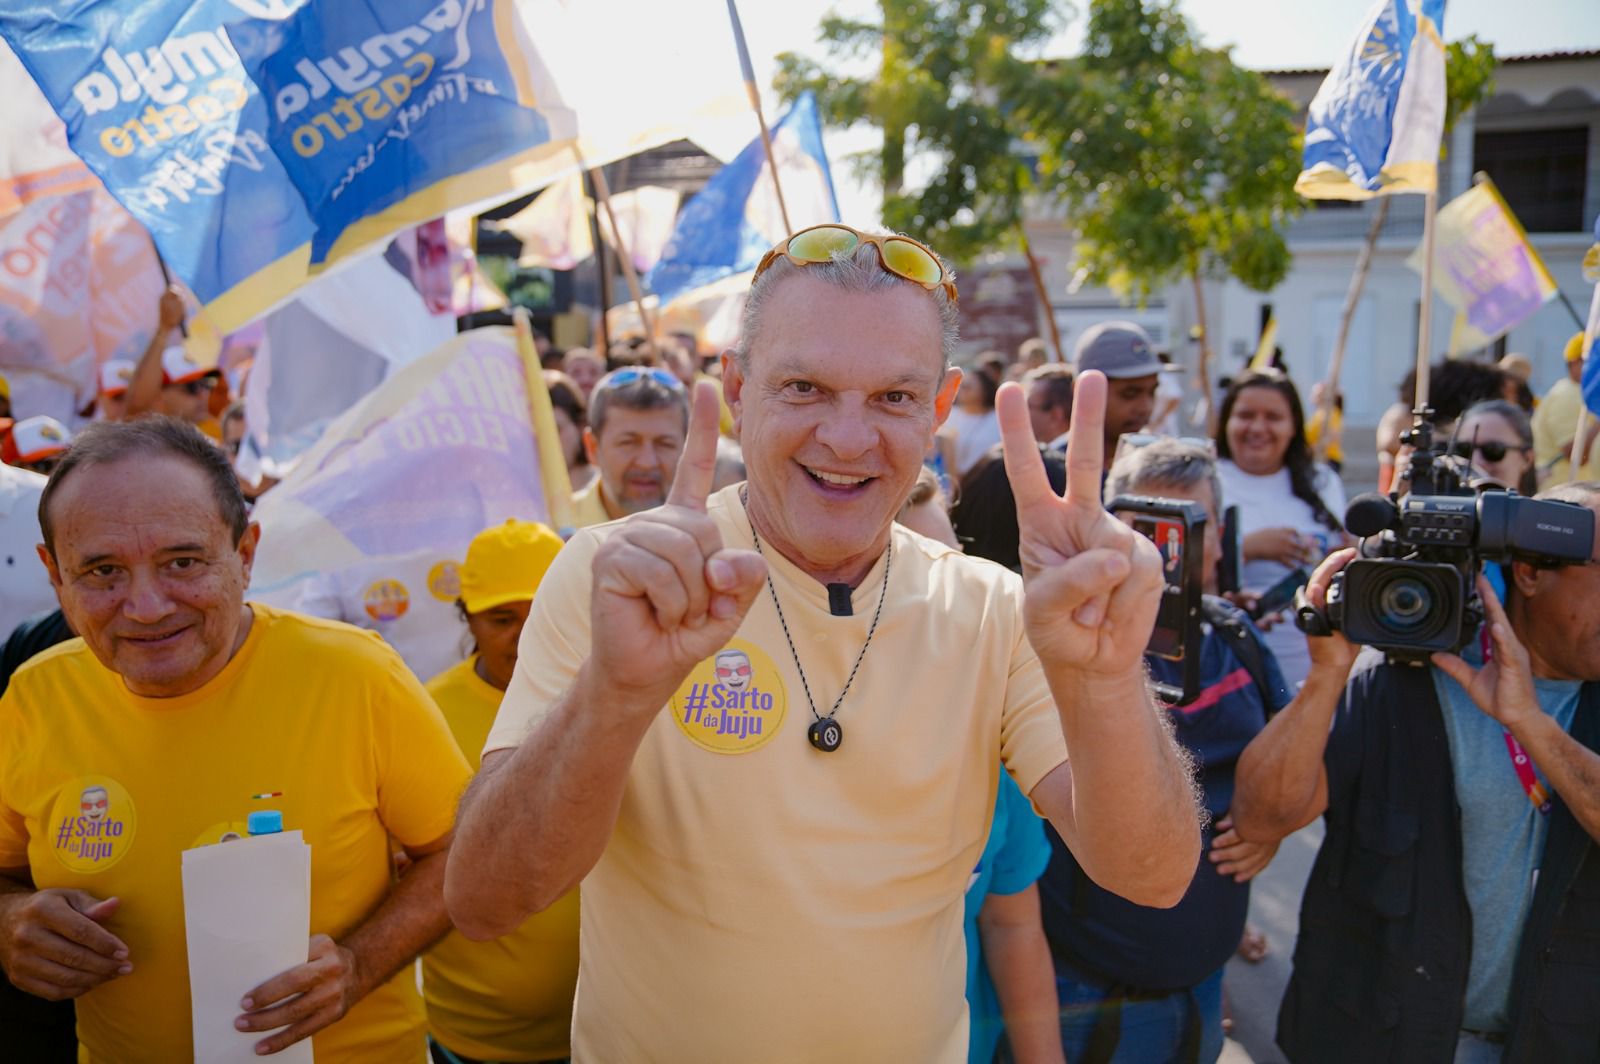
[{"left": 1473, "top": 126, "right": 1589, "bottom": 233}]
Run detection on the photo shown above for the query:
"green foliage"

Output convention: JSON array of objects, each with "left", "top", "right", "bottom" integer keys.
[
  {"left": 775, "top": 0, "right": 1064, "bottom": 261},
  {"left": 1443, "top": 34, "right": 1497, "bottom": 145},
  {"left": 1014, "top": 0, "right": 1302, "bottom": 300}
]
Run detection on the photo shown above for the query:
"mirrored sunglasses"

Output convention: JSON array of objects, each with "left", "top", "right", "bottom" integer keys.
[{"left": 754, "top": 224, "right": 958, "bottom": 306}]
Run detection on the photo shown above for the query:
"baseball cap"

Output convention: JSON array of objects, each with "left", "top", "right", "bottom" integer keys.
[
  {"left": 1565, "top": 332, "right": 1586, "bottom": 363},
  {"left": 160, "top": 345, "right": 221, "bottom": 387},
  {"left": 2, "top": 415, "right": 72, "bottom": 465},
  {"left": 459, "top": 519, "right": 564, "bottom": 613},
  {"left": 1072, "top": 321, "right": 1174, "bottom": 379},
  {"left": 99, "top": 359, "right": 137, "bottom": 397}
]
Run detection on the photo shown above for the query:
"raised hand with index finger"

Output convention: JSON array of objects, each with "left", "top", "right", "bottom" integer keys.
[
  {"left": 588, "top": 380, "right": 769, "bottom": 704},
  {"left": 996, "top": 370, "right": 1165, "bottom": 675}
]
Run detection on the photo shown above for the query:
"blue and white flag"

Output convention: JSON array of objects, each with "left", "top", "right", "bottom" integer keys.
[
  {"left": 647, "top": 91, "right": 840, "bottom": 308},
  {"left": 225, "top": 0, "right": 571, "bottom": 266},
  {"left": 0, "top": 0, "right": 747, "bottom": 332},
  {"left": 1582, "top": 278, "right": 1600, "bottom": 421},
  {"left": 1296, "top": 0, "right": 1447, "bottom": 200}
]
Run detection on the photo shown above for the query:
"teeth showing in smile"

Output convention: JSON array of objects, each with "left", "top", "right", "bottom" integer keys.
[{"left": 806, "top": 467, "right": 869, "bottom": 487}]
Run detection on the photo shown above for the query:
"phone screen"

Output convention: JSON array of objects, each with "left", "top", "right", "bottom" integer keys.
[{"left": 1133, "top": 515, "right": 1185, "bottom": 659}]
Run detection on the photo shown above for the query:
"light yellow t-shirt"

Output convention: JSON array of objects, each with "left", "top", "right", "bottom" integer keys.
[
  {"left": 422, "top": 656, "right": 579, "bottom": 1062},
  {"left": 570, "top": 478, "right": 612, "bottom": 528},
  {"left": 0, "top": 604, "right": 472, "bottom": 1064},
  {"left": 1532, "top": 376, "right": 1600, "bottom": 482},
  {"left": 483, "top": 485, "right": 1069, "bottom": 1063}
]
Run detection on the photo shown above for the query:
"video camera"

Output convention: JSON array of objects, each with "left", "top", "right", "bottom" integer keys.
[
  {"left": 1108, "top": 494, "right": 1207, "bottom": 705},
  {"left": 1295, "top": 415, "right": 1596, "bottom": 665}
]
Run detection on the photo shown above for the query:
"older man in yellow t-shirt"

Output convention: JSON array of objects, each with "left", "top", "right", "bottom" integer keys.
[
  {"left": 448, "top": 226, "right": 1201, "bottom": 1061},
  {"left": 1532, "top": 332, "right": 1600, "bottom": 484},
  {"left": 423, "top": 519, "right": 577, "bottom": 1064},
  {"left": 0, "top": 417, "right": 471, "bottom": 1063}
]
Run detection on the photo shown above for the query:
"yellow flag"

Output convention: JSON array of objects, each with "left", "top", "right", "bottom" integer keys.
[{"left": 1249, "top": 315, "right": 1279, "bottom": 371}]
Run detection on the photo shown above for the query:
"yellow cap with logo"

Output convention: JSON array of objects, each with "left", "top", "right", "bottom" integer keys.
[{"left": 459, "top": 519, "right": 564, "bottom": 613}]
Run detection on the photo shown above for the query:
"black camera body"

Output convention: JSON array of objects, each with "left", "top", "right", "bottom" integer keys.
[
  {"left": 1108, "top": 494, "right": 1207, "bottom": 704},
  {"left": 1298, "top": 418, "right": 1596, "bottom": 665}
]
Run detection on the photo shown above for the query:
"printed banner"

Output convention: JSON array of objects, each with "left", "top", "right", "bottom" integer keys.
[
  {"left": 1296, "top": 0, "right": 1447, "bottom": 200},
  {"left": 1406, "top": 181, "right": 1558, "bottom": 349},
  {"left": 0, "top": 188, "right": 168, "bottom": 421},
  {"left": 0, "top": 38, "right": 101, "bottom": 218},
  {"left": 248, "top": 326, "right": 546, "bottom": 591}
]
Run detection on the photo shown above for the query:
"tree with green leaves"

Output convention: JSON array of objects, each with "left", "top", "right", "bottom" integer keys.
[
  {"left": 1005, "top": 0, "right": 1303, "bottom": 418},
  {"left": 774, "top": 0, "right": 1062, "bottom": 263}
]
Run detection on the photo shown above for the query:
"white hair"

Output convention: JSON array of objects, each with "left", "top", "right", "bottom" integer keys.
[{"left": 734, "top": 239, "right": 959, "bottom": 368}]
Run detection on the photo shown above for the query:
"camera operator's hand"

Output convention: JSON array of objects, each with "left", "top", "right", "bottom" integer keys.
[
  {"left": 1304, "top": 548, "right": 1361, "bottom": 675},
  {"left": 1244, "top": 527, "right": 1320, "bottom": 569},
  {"left": 1209, "top": 815, "right": 1280, "bottom": 883},
  {"left": 1432, "top": 574, "right": 1539, "bottom": 732}
]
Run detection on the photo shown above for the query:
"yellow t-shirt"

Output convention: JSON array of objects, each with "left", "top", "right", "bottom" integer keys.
[
  {"left": 570, "top": 478, "right": 612, "bottom": 528},
  {"left": 1532, "top": 376, "right": 1600, "bottom": 482},
  {"left": 0, "top": 604, "right": 472, "bottom": 1064},
  {"left": 483, "top": 486, "right": 1069, "bottom": 1063},
  {"left": 422, "top": 656, "right": 579, "bottom": 1061}
]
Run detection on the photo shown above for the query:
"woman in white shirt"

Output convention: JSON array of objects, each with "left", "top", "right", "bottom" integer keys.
[{"left": 1215, "top": 370, "right": 1348, "bottom": 687}]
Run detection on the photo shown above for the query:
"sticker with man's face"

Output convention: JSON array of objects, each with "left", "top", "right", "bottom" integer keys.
[{"left": 671, "top": 639, "right": 788, "bottom": 754}]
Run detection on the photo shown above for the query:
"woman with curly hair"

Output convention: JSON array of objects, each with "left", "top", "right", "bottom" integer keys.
[{"left": 1215, "top": 370, "right": 1348, "bottom": 687}]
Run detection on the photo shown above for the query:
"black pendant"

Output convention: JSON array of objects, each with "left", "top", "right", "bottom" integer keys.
[{"left": 808, "top": 717, "right": 843, "bottom": 752}]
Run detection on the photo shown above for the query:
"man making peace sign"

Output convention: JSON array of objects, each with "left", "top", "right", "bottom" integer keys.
[{"left": 449, "top": 226, "right": 1200, "bottom": 1061}]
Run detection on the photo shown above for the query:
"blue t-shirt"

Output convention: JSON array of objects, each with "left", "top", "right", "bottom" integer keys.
[
  {"left": 1038, "top": 609, "right": 1289, "bottom": 990},
  {"left": 964, "top": 771, "right": 1051, "bottom": 1064},
  {"left": 1432, "top": 657, "right": 1580, "bottom": 1033}
]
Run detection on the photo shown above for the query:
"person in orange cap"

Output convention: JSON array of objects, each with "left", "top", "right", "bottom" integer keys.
[{"left": 1, "top": 416, "right": 73, "bottom": 475}]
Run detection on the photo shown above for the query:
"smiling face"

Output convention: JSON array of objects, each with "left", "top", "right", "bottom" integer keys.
[
  {"left": 585, "top": 405, "right": 687, "bottom": 518},
  {"left": 714, "top": 650, "right": 754, "bottom": 692},
  {"left": 725, "top": 274, "right": 959, "bottom": 585},
  {"left": 1225, "top": 385, "right": 1296, "bottom": 476},
  {"left": 41, "top": 454, "right": 258, "bottom": 697}
]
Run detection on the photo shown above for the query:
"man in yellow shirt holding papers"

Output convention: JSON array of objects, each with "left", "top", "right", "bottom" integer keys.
[
  {"left": 423, "top": 518, "right": 577, "bottom": 1064},
  {"left": 0, "top": 418, "right": 471, "bottom": 1062},
  {"left": 448, "top": 225, "right": 1201, "bottom": 1061}
]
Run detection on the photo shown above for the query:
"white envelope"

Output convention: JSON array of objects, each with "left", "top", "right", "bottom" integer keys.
[{"left": 181, "top": 830, "right": 313, "bottom": 1063}]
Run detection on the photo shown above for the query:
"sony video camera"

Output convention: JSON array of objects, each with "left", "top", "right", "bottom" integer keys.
[{"left": 1296, "top": 416, "right": 1595, "bottom": 665}]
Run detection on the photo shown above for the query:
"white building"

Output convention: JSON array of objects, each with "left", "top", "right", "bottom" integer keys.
[{"left": 1021, "top": 49, "right": 1600, "bottom": 483}]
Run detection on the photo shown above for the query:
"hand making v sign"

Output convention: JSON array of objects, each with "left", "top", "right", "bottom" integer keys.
[
  {"left": 996, "top": 370, "right": 1166, "bottom": 675},
  {"left": 587, "top": 380, "right": 768, "bottom": 704}
]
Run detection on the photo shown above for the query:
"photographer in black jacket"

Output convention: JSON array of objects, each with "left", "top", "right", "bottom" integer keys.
[{"left": 1231, "top": 481, "right": 1600, "bottom": 1062}]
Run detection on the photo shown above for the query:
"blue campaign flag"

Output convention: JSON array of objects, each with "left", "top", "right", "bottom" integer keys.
[
  {"left": 0, "top": 0, "right": 317, "bottom": 331},
  {"left": 225, "top": 0, "right": 560, "bottom": 266},
  {"left": 1296, "top": 0, "right": 1448, "bottom": 200},
  {"left": 1582, "top": 284, "right": 1600, "bottom": 419},
  {"left": 646, "top": 91, "right": 840, "bottom": 308}
]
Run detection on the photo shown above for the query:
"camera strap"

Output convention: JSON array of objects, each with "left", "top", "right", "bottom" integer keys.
[{"left": 1482, "top": 625, "right": 1553, "bottom": 816}]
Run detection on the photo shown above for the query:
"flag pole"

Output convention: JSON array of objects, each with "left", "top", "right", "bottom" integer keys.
[
  {"left": 514, "top": 307, "right": 577, "bottom": 536},
  {"left": 147, "top": 231, "right": 189, "bottom": 339},
  {"left": 1018, "top": 230, "right": 1066, "bottom": 363},
  {"left": 1413, "top": 188, "right": 1439, "bottom": 416},
  {"left": 726, "top": 0, "right": 792, "bottom": 235},
  {"left": 586, "top": 162, "right": 659, "bottom": 362}
]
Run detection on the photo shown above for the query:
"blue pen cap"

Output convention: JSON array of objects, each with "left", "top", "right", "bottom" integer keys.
[{"left": 247, "top": 810, "right": 283, "bottom": 836}]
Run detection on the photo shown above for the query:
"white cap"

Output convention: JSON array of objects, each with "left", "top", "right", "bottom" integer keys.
[
  {"left": 99, "top": 359, "right": 136, "bottom": 397},
  {"left": 160, "top": 345, "right": 219, "bottom": 387},
  {"left": 4, "top": 415, "right": 71, "bottom": 464}
]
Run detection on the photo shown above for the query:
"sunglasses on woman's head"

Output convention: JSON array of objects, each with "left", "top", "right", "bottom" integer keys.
[{"left": 1450, "top": 440, "right": 1525, "bottom": 464}]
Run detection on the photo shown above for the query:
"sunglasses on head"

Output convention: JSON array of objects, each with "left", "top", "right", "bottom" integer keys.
[
  {"left": 754, "top": 224, "right": 958, "bottom": 306},
  {"left": 1450, "top": 440, "right": 1526, "bottom": 464},
  {"left": 594, "top": 367, "right": 684, "bottom": 393}
]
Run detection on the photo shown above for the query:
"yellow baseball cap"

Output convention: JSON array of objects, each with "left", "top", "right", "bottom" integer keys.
[
  {"left": 459, "top": 519, "right": 564, "bottom": 613},
  {"left": 1565, "top": 332, "right": 1586, "bottom": 362}
]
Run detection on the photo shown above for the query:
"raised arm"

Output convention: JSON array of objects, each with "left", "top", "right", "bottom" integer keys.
[
  {"left": 997, "top": 372, "right": 1198, "bottom": 908},
  {"left": 445, "top": 383, "right": 767, "bottom": 937},
  {"left": 1229, "top": 549, "right": 1359, "bottom": 843},
  {"left": 125, "top": 289, "right": 186, "bottom": 419}
]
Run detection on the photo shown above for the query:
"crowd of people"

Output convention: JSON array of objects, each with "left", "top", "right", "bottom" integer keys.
[{"left": 0, "top": 220, "right": 1597, "bottom": 1064}]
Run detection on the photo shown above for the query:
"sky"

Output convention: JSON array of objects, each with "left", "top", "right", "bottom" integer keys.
[{"left": 712, "top": 0, "right": 1600, "bottom": 225}]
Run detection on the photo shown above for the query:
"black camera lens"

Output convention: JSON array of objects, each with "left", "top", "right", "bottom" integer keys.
[{"left": 1376, "top": 576, "right": 1433, "bottom": 634}]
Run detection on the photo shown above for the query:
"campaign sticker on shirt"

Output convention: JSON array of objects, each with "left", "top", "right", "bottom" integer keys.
[
  {"left": 427, "top": 561, "right": 462, "bottom": 602},
  {"left": 48, "top": 776, "right": 137, "bottom": 873},
  {"left": 363, "top": 578, "right": 410, "bottom": 622},
  {"left": 670, "top": 639, "right": 787, "bottom": 755}
]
